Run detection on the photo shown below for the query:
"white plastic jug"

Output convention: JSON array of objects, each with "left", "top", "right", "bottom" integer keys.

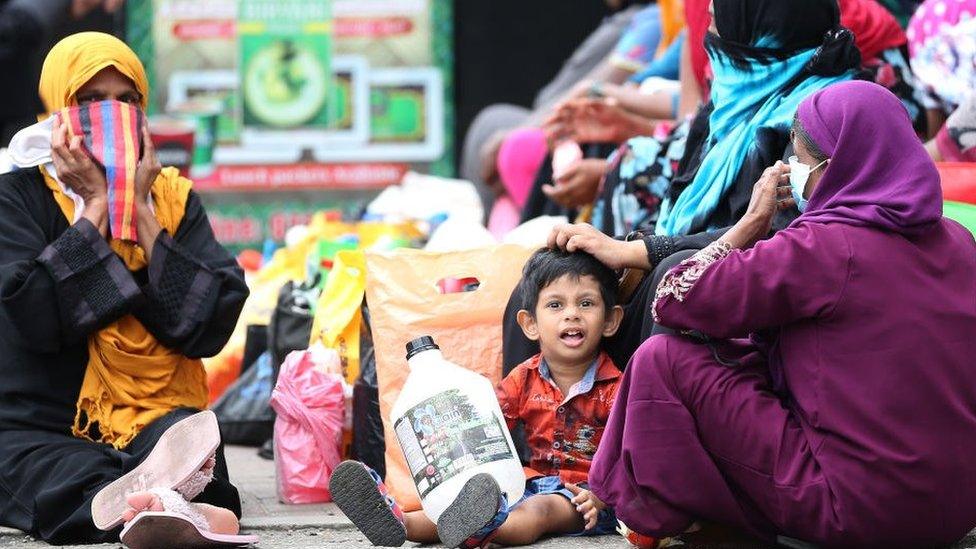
[{"left": 390, "top": 336, "right": 525, "bottom": 522}]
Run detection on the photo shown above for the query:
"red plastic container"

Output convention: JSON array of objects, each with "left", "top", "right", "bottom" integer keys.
[{"left": 938, "top": 162, "right": 976, "bottom": 205}]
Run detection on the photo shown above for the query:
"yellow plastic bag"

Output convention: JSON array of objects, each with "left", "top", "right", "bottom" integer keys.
[
  {"left": 365, "top": 244, "right": 533, "bottom": 511},
  {"left": 357, "top": 221, "right": 424, "bottom": 249},
  {"left": 309, "top": 250, "right": 367, "bottom": 385}
]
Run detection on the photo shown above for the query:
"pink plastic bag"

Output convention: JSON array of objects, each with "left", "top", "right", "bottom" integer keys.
[{"left": 270, "top": 349, "right": 345, "bottom": 504}]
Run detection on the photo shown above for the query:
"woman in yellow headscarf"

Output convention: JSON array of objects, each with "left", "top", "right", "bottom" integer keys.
[{"left": 0, "top": 32, "right": 250, "bottom": 545}]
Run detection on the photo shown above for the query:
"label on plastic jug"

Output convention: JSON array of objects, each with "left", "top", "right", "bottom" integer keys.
[{"left": 394, "top": 389, "right": 512, "bottom": 498}]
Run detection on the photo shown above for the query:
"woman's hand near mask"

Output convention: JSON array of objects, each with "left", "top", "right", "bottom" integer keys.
[
  {"left": 51, "top": 116, "right": 109, "bottom": 237},
  {"left": 134, "top": 120, "right": 163, "bottom": 260},
  {"left": 721, "top": 161, "right": 794, "bottom": 249},
  {"left": 548, "top": 223, "right": 650, "bottom": 271},
  {"left": 51, "top": 116, "right": 163, "bottom": 256}
]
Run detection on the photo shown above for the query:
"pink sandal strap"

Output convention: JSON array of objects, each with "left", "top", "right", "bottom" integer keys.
[
  {"left": 149, "top": 487, "right": 212, "bottom": 533},
  {"left": 175, "top": 454, "right": 216, "bottom": 501}
]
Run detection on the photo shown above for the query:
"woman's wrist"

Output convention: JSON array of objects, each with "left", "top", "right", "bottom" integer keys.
[
  {"left": 721, "top": 215, "right": 766, "bottom": 250},
  {"left": 135, "top": 200, "right": 163, "bottom": 261},
  {"left": 625, "top": 112, "right": 656, "bottom": 139},
  {"left": 600, "top": 83, "right": 625, "bottom": 102},
  {"left": 80, "top": 196, "right": 109, "bottom": 238},
  {"left": 619, "top": 239, "right": 652, "bottom": 270},
  {"left": 135, "top": 199, "right": 160, "bottom": 230}
]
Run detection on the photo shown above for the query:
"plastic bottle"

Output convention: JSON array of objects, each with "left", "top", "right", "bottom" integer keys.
[{"left": 390, "top": 336, "right": 525, "bottom": 522}]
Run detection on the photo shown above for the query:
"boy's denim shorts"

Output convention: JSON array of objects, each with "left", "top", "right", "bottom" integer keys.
[{"left": 512, "top": 475, "right": 619, "bottom": 537}]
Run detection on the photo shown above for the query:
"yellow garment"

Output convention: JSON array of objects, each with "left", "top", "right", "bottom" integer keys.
[
  {"left": 39, "top": 32, "right": 149, "bottom": 113},
  {"left": 657, "top": 0, "right": 686, "bottom": 57},
  {"left": 43, "top": 167, "right": 208, "bottom": 449},
  {"left": 40, "top": 32, "right": 207, "bottom": 449}
]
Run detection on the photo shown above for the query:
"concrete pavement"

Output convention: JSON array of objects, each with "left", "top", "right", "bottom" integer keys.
[
  {"left": 0, "top": 446, "right": 635, "bottom": 549},
  {"left": 2, "top": 445, "right": 975, "bottom": 548}
]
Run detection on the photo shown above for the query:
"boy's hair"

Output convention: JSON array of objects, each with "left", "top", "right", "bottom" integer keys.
[{"left": 518, "top": 248, "right": 619, "bottom": 315}]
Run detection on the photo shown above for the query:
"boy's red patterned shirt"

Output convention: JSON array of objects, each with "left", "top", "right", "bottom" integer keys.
[{"left": 495, "top": 351, "right": 621, "bottom": 486}]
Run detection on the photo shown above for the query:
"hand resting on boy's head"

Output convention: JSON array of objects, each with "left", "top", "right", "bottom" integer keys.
[{"left": 548, "top": 222, "right": 650, "bottom": 271}]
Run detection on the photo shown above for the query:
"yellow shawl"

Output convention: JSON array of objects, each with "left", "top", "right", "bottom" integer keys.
[{"left": 40, "top": 33, "right": 208, "bottom": 449}]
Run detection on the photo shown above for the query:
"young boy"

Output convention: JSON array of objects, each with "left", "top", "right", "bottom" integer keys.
[{"left": 330, "top": 249, "right": 660, "bottom": 547}]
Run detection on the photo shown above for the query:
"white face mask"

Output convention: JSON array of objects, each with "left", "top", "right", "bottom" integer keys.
[{"left": 788, "top": 155, "right": 828, "bottom": 212}]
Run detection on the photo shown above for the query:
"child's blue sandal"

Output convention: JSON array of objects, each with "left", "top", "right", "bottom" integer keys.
[
  {"left": 329, "top": 461, "right": 407, "bottom": 547},
  {"left": 437, "top": 473, "right": 510, "bottom": 548}
]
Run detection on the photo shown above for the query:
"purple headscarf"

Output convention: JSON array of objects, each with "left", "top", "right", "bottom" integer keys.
[{"left": 793, "top": 80, "right": 943, "bottom": 236}]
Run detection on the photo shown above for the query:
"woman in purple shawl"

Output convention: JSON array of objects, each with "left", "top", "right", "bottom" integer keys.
[{"left": 587, "top": 80, "right": 976, "bottom": 546}]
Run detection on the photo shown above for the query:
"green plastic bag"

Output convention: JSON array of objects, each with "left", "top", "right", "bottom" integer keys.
[{"left": 944, "top": 201, "right": 976, "bottom": 237}]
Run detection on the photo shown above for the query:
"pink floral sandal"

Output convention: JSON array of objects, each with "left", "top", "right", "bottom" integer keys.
[
  {"left": 92, "top": 411, "right": 222, "bottom": 530},
  {"left": 120, "top": 488, "right": 258, "bottom": 549}
]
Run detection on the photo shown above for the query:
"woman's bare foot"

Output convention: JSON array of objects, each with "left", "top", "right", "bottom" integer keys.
[
  {"left": 122, "top": 491, "right": 241, "bottom": 535},
  {"left": 193, "top": 503, "right": 241, "bottom": 535},
  {"left": 122, "top": 492, "right": 164, "bottom": 523}
]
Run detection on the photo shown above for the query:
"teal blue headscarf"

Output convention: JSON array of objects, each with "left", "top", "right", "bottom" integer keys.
[{"left": 654, "top": 39, "right": 857, "bottom": 236}]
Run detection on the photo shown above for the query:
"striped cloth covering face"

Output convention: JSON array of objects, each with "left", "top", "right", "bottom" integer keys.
[{"left": 57, "top": 100, "right": 143, "bottom": 242}]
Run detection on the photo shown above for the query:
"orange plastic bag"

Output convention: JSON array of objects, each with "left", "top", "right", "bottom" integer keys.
[{"left": 365, "top": 244, "right": 533, "bottom": 511}]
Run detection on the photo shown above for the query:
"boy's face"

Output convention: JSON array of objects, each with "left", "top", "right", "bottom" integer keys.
[{"left": 517, "top": 274, "right": 623, "bottom": 367}]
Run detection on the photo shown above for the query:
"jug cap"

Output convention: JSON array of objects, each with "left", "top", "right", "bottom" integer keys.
[{"left": 406, "top": 336, "right": 439, "bottom": 360}]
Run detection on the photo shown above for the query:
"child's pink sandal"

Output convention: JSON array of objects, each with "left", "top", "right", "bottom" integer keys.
[
  {"left": 92, "top": 411, "right": 222, "bottom": 530},
  {"left": 120, "top": 488, "right": 258, "bottom": 549}
]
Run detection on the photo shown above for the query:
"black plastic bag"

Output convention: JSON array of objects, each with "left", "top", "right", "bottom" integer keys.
[
  {"left": 351, "top": 304, "right": 386, "bottom": 478},
  {"left": 268, "top": 280, "right": 317, "bottom": 382},
  {"left": 212, "top": 351, "right": 275, "bottom": 446},
  {"left": 241, "top": 324, "right": 269, "bottom": 375}
]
